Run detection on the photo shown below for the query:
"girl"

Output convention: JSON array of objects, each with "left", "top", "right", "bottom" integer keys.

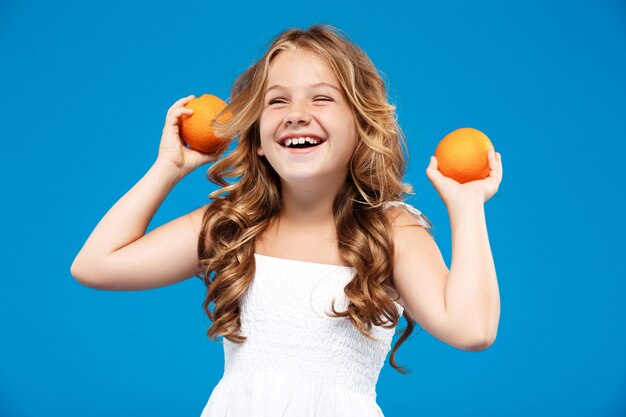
[{"left": 71, "top": 24, "right": 503, "bottom": 417}]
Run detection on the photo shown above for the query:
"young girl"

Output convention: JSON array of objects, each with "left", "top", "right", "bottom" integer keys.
[{"left": 71, "top": 24, "right": 502, "bottom": 417}]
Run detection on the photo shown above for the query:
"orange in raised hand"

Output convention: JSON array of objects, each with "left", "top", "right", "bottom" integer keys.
[
  {"left": 180, "top": 94, "right": 233, "bottom": 154},
  {"left": 434, "top": 127, "right": 494, "bottom": 184}
]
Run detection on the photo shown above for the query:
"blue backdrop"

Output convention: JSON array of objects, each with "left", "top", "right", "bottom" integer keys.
[{"left": 1, "top": 0, "right": 625, "bottom": 416}]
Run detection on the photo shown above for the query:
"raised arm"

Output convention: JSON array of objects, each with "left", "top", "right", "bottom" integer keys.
[
  {"left": 70, "top": 95, "right": 224, "bottom": 291},
  {"left": 70, "top": 159, "right": 209, "bottom": 291},
  {"left": 390, "top": 150, "right": 502, "bottom": 351},
  {"left": 388, "top": 197, "right": 500, "bottom": 352}
]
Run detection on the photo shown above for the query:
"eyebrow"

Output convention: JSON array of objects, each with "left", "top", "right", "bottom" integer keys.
[{"left": 264, "top": 82, "right": 342, "bottom": 95}]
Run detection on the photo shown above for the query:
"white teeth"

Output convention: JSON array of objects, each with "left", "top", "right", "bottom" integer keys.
[{"left": 283, "top": 137, "right": 321, "bottom": 147}]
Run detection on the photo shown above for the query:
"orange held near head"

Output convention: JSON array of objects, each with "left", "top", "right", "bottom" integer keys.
[
  {"left": 434, "top": 127, "right": 494, "bottom": 184},
  {"left": 179, "top": 94, "right": 233, "bottom": 154}
]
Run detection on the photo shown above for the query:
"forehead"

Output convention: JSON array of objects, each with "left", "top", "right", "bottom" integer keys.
[{"left": 266, "top": 49, "right": 339, "bottom": 88}]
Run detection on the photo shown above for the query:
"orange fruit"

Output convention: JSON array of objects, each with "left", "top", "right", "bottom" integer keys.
[
  {"left": 180, "top": 94, "right": 233, "bottom": 154},
  {"left": 434, "top": 127, "right": 494, "bottom": 184}
]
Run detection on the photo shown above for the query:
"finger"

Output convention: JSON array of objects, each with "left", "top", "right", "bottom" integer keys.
[
  {"left": 167, "top": 95, "right": 196, "bottom": 114},
  {"left": 169, "top": 107, "right": 194, "bottom": 124},
  {"left": 166, "top": 107, "right": 194, "bottom": 126},
  {"left": 174, "top": 95, "right": 196, "bottom": 106},
  {"left": 429, "top": 155, "right": 438, "bottom": 170},
  {"left": 426, "top": 157, "right": 445, "bottom": 182},
  {"left": 490, "top": 150, "right": 502, "bottom": 180},
  {"left": 493, "top": 150, "right": 501, "bottom": 170},
  {"left": 486, "top": 150, "right": 497, "bottom": 179},
  {"left": 192, "top": 150, "right": 219, "bottom": 165},
  {"left": 488, "top": 149, "right": 498, "bottom": 170}
]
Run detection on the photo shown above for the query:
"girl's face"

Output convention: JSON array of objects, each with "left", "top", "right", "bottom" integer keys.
[{"left": 257, "top": 49, "right": 358, "bottom": 187}]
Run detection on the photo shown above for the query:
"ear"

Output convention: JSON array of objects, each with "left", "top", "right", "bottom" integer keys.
[{"left": 257, "top": 147, "right": 265, "bottom": 156}]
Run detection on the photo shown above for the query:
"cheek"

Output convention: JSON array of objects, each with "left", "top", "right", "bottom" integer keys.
[
  {"left": 258, "top": 115, "right": 273, "bottom": 138},
  {"left": 344, "top": 124, "right": 359, "bottom": 156},
  {"left": 259, "top": 112, "right": 281, "bottom": 136},
  {"left": 336, "top": 117, "right": 357, "bottom": 143}
]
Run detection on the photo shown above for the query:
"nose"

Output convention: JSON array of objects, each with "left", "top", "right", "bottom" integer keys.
[{"left": 283, "top": 102, "right": 311, "bottom": 126}]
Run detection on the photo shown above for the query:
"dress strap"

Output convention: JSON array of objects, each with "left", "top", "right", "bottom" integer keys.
[{"left": 382, "top": 201, "right": 434, "bottom": 230}]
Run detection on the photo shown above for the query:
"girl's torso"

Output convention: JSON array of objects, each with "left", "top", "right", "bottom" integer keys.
[
  {"left": 201, "top": 252, "right": 402, "bottom": 417},
  {"left": 253, "top": 208, "right": 406, "bottom": 304}
]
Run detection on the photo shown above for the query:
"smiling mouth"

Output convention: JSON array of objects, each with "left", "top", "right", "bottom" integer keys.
[
  {"left": 278, "top": 140, "right": 326, "bottom": 154},
  {"left": 281, "top": 141, "right": 323, "bottom": 149},
  {"left": 278, "top": 136, "right": 327, "bottom": 149}
]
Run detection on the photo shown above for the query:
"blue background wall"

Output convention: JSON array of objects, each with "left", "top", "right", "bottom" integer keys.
[{"left": 1, "top": 0, "right": 625, "bottom": 415}]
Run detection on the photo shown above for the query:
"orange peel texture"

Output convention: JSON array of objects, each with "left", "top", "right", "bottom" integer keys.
[
  {"left": 180, "top": 94, "right": 233, "bottom": 154},
  {"left": 434, "top": 127, "right": 494, "bottom": 184}
]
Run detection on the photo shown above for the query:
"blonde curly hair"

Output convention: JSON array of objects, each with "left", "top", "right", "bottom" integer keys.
[{"left": 196, "top": 24, "right": 425, "bottom": 374}]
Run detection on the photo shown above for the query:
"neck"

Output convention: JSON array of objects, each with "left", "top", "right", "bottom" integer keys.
[{"left": 278, "top": 176, "right": 345, "bottom": 227}]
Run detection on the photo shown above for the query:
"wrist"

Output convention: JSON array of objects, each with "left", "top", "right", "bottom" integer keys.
[
  {"left": 153, "top": 158, "right": 186, "bottom": 184},
  {"left": 447, "top": 190, "right": 484, "bottom": 212}
]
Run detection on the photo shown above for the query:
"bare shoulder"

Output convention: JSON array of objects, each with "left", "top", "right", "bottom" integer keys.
[
  {"left": 385, "top": 206, "right": 436, "bottom": 270},
  {"left": 384, "top": 205, "right": 460, "bottom": 347}
]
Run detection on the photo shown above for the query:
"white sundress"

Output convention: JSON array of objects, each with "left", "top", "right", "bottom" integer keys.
[{"left": 200, "top": 201, "right": 433, "bottom": 417}]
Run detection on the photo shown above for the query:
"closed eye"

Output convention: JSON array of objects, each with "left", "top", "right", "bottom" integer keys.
[{"left": 268, "top": 96, "right": 334, "bottom": 105}]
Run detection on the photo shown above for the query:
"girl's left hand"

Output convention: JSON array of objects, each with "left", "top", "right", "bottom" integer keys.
[{"left": 425, "top": 149, "right": 503, "bottom": 207}]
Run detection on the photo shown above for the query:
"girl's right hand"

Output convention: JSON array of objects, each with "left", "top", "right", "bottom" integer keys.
[{"left": 156, "top": 95, "right": 227, "bottom": 178}]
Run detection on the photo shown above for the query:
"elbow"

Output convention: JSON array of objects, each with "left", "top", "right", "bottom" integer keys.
[
  {"left": 70, "top": 260, "right": 105, "bottom": 290},
  {"left": 72, "top": 275, "right": 104, "bottom": 290},
  {"left": 464, "top": 332, "right": 497, "bottom": 352},
  {"left": 464, "top": 312, "right": 500, "bottom": 352}
]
